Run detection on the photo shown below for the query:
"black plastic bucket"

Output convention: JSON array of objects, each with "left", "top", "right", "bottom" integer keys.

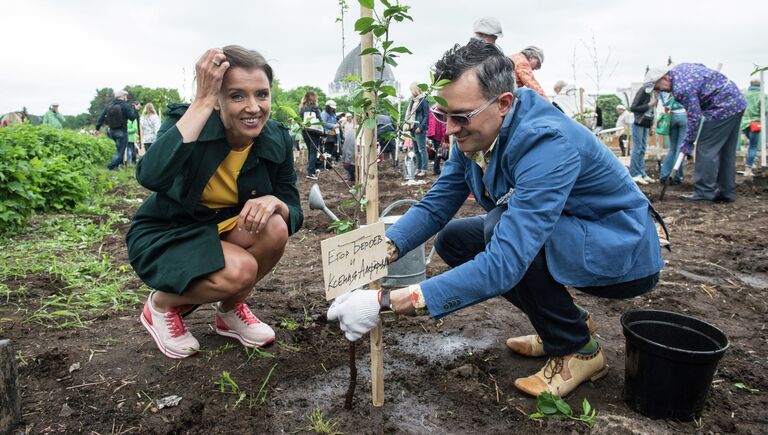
[{"left": 621, "top": 310, "right": 729, "bottom": 420}]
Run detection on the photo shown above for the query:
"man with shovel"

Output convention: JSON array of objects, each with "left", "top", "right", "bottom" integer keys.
[
  {"left": 645, "top": 64, "right": 746, "bottom": 202},
  {"left": 328, "top": 39, "right": 665, "bottom": 398}
]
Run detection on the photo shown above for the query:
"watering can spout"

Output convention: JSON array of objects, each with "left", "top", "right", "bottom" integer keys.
[{"left": 308, "top": 184, "right": 340, "bottom": 222}]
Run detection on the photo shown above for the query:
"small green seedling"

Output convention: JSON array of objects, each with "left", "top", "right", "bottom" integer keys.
[
  {"left": 279, "top": 318, "right": 299, "bottom": 331},
  {"left": 735, "top": 382, "right": 760, "bottom": 395},
  {"left": 529, "top": 392, "right": 597, "bottom": 429},
  {"left": 303, "top": 407, "right": 341, "bottom": 435},
  {"left": 248, "top": 363, "right": 277, "bottom": 409},
  {"left": 215, "top": 371, "right": 241, "bottom": 395}
]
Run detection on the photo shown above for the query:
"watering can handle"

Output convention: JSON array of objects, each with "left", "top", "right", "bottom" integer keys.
[
  {"left": 380, "top": 199, "right": 436, "bottom": 265},
  {"left": 380, "top": 198, "right": 419, "bottom": 218}
]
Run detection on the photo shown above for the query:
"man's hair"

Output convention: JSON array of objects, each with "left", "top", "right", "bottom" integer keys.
[
  {"left": 432, "top": 39, "right": 516, "bottom": 100},
  {"left": 222, "top": 45, "right": 274, "bottom": 86},
  {"left": 521, "top": 46, "right": 544, "bottom": 64}
]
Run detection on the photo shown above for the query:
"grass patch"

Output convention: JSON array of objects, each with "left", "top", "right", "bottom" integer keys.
[{"left": 0, "top": 167, "right": 148, "bottom": 328}]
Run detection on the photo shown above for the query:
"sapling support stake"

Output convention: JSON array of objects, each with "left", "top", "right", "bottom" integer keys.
[{"left": 344, "top": 341, "right": 357, "bottom": 409}]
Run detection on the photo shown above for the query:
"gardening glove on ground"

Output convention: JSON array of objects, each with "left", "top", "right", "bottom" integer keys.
[{"left": 327, "top": 290, "right": 381, "bottom": 341}]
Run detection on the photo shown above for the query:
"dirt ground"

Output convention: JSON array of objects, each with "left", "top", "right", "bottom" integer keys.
[{"left": 3, "top": 156, "right": 768, "bottom": 434}]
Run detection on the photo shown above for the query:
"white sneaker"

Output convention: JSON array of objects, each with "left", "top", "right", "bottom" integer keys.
[
  {"left": 140, "top": 292, "right": 199, "bottom": 359},
  {"left": 643, "top": 176, "right": 656, "bottom": 183},
  {"left": 215, "top": 302, "right": 275, "bottom": 348},
  {"left": 743, "top": 167, "right": 754, "bottom": 177},
  {"left": 632, "top": 175, "right": 648, "bottom": 185}
]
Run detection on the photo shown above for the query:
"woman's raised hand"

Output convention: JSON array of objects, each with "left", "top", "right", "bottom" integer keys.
[{"left": 194, "top": 48, "right": 230, "bottom": 107}]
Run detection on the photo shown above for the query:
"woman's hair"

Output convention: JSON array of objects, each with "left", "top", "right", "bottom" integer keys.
[
  {"left": 142, "top": 102, "right": 157, "bottom": 116},
  {"left": 409, "top": 81, "right": 422, "bottom": 97},
  {"left": 222, "top": 45, "right": 274, "bottom": 86},
  {"left": 300, "top": 91, "right": 317, "bottom": 109},
  {"left": 433, "top": 39, "right": 517, "bottom": 100}
]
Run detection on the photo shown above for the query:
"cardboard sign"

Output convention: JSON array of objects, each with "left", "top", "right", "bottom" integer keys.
[{"left": 321, "top": 221, "right": 388, "bottom": 301}]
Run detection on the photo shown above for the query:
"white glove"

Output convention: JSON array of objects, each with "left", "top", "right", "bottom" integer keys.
[{"left": 327, "top": 290, "right": 381, "bottom": 341}]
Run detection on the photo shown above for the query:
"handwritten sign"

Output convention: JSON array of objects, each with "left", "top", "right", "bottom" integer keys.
[{"left": 321, "top": 221, "right": 388, "bottom": 301}]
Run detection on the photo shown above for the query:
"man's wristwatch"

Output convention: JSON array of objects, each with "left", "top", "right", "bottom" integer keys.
[{"left": 379, "top": 290, "right": 394, "bottom": 313}]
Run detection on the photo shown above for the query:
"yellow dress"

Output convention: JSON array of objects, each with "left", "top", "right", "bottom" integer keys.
[{"left": 200, "top": 144, "right": 253, "bottom": 234}]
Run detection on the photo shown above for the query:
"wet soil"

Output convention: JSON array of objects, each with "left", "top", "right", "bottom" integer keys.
[{"left": 3, "top": 158, "right": 768, "bottom": 434}]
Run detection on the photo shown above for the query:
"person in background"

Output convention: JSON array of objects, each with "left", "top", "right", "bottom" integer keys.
[
  {"left": 739, "top": 78, "right": 767, "bottom": 177},
  {"left": 140, "top": 102, "right": 161, "bottom": 154},
  {"left": 629, "top": 84, "right": 658, "bottom": 185},
  {"left": 126, "top": 101, "right": 142, "bottom": 163},
  {"left": 96, "top": 89, "right": 138, "bottom": 170},
  {"left": 658, "top": 92, "right": 688, "bottom": 185},
  {"left": 320, "top": 100, "right": 340, "bottom": 161},
  {"left": 646, "top": 64, "right": 746, "bottom": 202},
  {"left": 404, "top": 82, "right": 430, "bottom": 177},
  {"left": 340, "top": 113, "right": 357, "bottom": 182},
  {"left": 299, "top": 91, "right": 324, "bottom": 180},
  {"left": 472, "top": 17, "right": 503, "bottom": 44},
  {"left": 509, "top": 46, "right": 548, "bottom": 101},
  {"left": 552, "top": 80, "right": 578, "bottom": 117},
  {"left": 42, "top": 103, "right": 65, "bottom": 129},
  {"left": 327, "top": 39, "right": 664, "bottom": 398},
  {"left": 126, "top": 46, "right": 303, "bottom": 359},
  {"left": 427, "top": 105, "right": 447, "bottom": 175},
  {"left": 376, "top": 113, "right": 397, "bottom": 168},
  {"left": 615, "top": 105, "right": 631, "bottom": 157},
  {"left": 593, "top": 106, "right": 603, "bottom": 134}
]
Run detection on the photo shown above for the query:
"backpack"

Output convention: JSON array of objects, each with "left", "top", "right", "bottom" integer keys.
[{"left": 105, "top": 103, "right": 125, "bottom": 129}]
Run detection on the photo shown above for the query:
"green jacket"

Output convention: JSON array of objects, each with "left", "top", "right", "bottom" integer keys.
[
  {"left": 126, "top": 104, "right": 303, "bottom": 293},
  {"left": 42, "top": 109, "right": 65, "bottom": 129},
  {"left": 740, "top": 86, "right": 768, "bottom": 131},
  {"left": 127, "top": 119, "right": 138, "bottom": 142}
]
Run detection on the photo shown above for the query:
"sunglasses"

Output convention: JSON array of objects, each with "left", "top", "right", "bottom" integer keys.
[{"left": 431, "top": 96, "right": 499, "bottom": 126}]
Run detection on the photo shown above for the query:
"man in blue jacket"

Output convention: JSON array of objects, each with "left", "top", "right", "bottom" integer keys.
[
  {"left": 96, "top": 89, "right": 138, "bottom": 170},
  {"left": 328, "top": 40, "right": 665, "bottom": 397}
]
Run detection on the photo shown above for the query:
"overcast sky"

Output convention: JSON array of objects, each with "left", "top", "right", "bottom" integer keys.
[{"left": 2, "top": 0, "right": 766, "bottom": 116}]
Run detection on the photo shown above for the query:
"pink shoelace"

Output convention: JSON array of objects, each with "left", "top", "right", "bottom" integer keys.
[
  {"left": 164, "top": 307, "right": 188, "bottom": 337},
  {"left": 233, "top": 303, "right": 259, "bottom": 325}
]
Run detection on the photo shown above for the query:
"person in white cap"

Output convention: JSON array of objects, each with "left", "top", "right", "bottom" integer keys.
[
  {"left": 42, "top": 102, "right": 65, "bottom": 129},
  {"left": 472, "top": 17, "right": 503, "bottom": 44},
  {"left": 646, "top": 63, "right": 746, "bottom": 202},
  {"left": 615, "top": 104, "right": 631, "bottom": 156},
  {"left": 509, "top": 46, "right": 548, "bottom": 101},
  {"left": 320, "top": 100, "right": 340, "bottom": 160}
]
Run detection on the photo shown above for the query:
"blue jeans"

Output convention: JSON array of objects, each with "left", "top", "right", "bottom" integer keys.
[
  {"left": 630, "top": 123, "right": 649, "bottom": 177},
  {"left": 413, "top": 130, "right": 428, "bottom": 172},
  {"left": 745, "top": 129, "right": 760, "bottom": 168},
  {"left": 107, "top": 128, "right": 128, "bottom": 170},
  {"left": 434, "top": 207, "right": 658, "bottom": 356},
  {"left": 660, "top": 113, "right": 688, "bottom": 182}
]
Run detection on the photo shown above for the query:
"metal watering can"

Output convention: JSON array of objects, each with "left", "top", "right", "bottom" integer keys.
[
  {"left": 308, "top": 185, "right": 435, "bottom": 287},
  {"left": 402, "top": 150, "right": 416, "bottom": 181}
]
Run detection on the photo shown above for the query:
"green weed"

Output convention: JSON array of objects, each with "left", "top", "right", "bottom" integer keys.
[
  {"left": 529, "top": 392, "right": 597, "bottom": 429},
  {"left": 279, "top": 318, "right": 299, "bottom": 331},
  {"left": 303, "top": 407, "right": 341, "bottom": 435}
]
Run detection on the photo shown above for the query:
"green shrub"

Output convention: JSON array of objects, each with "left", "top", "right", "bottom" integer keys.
[{"left": 0, "top": 124, "right": 113, "bottom": 233}]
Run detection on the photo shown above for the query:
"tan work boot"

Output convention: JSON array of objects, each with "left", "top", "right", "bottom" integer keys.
[
  {"left": 506, "top": 313, "right": 596, "bottom": 357},
  {"left": 513, "top": 344, "right": 608, "bottom": 397}
]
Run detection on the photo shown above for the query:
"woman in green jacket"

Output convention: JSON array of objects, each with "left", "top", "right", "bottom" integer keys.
[{"left": 127, "top": 46, "right": 303, "bottom": 359}]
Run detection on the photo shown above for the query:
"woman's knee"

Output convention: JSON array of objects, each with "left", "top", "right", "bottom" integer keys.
[
  {"left": 264, "top": 214, "right": 289, "bottom": 248},
  {"left": 222, "top": 253, "right": 259, "bottom": 294}
]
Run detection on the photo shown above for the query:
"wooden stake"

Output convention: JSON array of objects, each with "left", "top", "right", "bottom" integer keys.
[{"left": 360, "top": 3, "right": 384, "bottom": 407}]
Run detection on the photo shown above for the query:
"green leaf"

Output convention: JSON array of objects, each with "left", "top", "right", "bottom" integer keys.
[
  {"left": 582, "top": 398, "right": 592, "bottom": 416},
  {"left": 389, "top": 46, "right": 412, "bottom": 54},
  {"left": 380, "top": 85, "right": 397, "bottom": 97},
  {"left": 433, "top": 96, "right": 448, "bottom": 108},
  {"left": 358, "top": 0, "right": 374, "bottom": 9},
  {"left": 363, "top": 118, "right": 377, "bottom": 130},
  {"left": 529, "top": 411, "right": 545, "bottom": 420},
  {"left": 553, "top": 396, "right": 572, "bottom": 416},
  {"left": 735, "top": 382, "right": 760, "bottom": 394},
  {"left": 382, "top": 40, "right": 393, "bottom": 50},
  {"left": 435, "top": 78, "right": 452, "bottom": 87},
  {"left": 354, "top": 17, "right": 374, "bottom": 32},
  {"left": 360, "top": 47, "right": 381, "bottom": 56},
  {"left": 417, "top": 83, "right": 429, "bottom": 92}
]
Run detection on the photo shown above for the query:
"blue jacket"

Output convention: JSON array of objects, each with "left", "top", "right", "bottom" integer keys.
[{"left": 386, "top": 89, "right": 664, "bottom": 318}]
